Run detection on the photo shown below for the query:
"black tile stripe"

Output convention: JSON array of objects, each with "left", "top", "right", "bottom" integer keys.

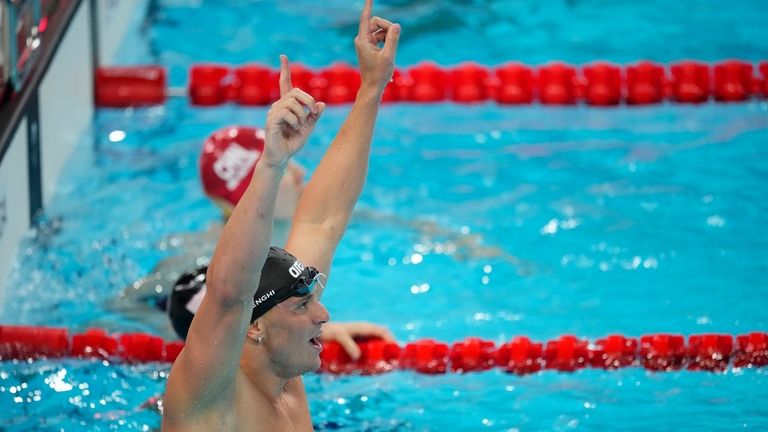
[
  {"left": 89, "top": 0, "right": 100, "bottom": 73},
  {"left": 26, "top": 89, "right": 41, "bottom": 222}
]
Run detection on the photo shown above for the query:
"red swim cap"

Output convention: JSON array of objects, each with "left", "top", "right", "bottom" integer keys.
[{"left": 199, "top": 126, "right": 265, "bottom": 206}]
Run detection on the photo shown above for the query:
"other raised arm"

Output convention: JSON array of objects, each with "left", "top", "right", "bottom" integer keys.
[{"left": 285, "top": 0, "right": 401, "bottom": 279}]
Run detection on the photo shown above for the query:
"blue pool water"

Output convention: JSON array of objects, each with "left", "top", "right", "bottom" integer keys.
[{"left": 3, "top": 0, "right": 768, "bottom": 430}]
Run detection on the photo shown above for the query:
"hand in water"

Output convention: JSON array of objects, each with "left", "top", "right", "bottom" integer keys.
[{"left": 320, "top": 321, "right": 396, "bottom": 360}]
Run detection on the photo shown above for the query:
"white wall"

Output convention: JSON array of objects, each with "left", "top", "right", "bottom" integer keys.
[
  {"left": 37, "top": 0, "right": 144, "bottom": 206},
  {"left": 0, "top": 119, "right": 30, "bottom": 308},
  {"left": 1, "top": 0, "right": 95, "bottom": 304},
  {"left": 39, "top": 0, "right": 94, "bottom": 205},
  {"left": 1, "top": 0, "right": 143, "bottom": 305}
]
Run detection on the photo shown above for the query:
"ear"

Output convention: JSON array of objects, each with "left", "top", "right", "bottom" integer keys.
[{"left": 245, "top": 319, "right": 265, "bottom": 344}]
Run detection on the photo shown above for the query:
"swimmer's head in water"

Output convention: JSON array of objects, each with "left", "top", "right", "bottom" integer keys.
[
  {"left": 200, "top": 125, "right": 265, "bottom": 208},
  {"left": 199, "top": 125, "right": 305, "bottom": 221},
  {"left": 168, "top": 247, "right": 324, "bottom": 340}
]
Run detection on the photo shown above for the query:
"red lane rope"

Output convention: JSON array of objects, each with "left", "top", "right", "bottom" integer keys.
[
  {"left": 95, "top": 60, "right": 768, "bottom": 108},
  {"left": 1, "top": 325, "right": 766, "bottom": 375}
]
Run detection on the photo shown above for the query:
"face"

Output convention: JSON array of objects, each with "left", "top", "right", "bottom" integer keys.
[{"left": 259, "top": 289, "right": 330, "bottom": 378}]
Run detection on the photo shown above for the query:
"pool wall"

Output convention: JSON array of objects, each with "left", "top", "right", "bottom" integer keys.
[{"left": 0, "top": 0, "right": 138, "bottom": 304}]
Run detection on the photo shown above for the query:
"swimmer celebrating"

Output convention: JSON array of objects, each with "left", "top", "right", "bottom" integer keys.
[
  {"left": 161, "top": 1, "right": 400, "bottom": 430},
  {"left": 114, "top": 124, "right": 395, "bottom": 359}
]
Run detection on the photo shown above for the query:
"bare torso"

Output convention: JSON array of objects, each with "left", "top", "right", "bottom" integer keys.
[{"left": 161, "top": 373, "right": 313, "bottom": 432}]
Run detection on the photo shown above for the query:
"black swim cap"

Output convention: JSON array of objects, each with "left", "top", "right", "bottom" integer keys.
[
  {"left": 167, "top": 265, "right": 208, "bottom": 340},
  {"left": 168, "top": 247, "right": 321, "bottom": 340},
  {"left": 250, "top": 246, "right": 321, "bottom": 320}
]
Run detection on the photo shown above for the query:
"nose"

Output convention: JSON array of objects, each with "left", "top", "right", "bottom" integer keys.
[{"left": 312, "top": 300, "right": 330, "bottom": 325}]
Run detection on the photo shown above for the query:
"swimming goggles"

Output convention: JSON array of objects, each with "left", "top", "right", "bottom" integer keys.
[{"left": 287, "top": 267, "right": 326, "bottom": 298}]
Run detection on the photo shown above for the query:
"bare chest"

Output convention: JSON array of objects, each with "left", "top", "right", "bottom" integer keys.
[{"left": 170, "top": 387, "right": 312, "bottom": 432}]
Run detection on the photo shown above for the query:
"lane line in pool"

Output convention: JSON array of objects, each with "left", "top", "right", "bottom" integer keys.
[{"left": 1, "top": 325, "right": 765, "bottom": 375}]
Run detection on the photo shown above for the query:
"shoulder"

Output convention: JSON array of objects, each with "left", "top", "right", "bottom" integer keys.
[{"left": 163, "top": 364, "right": 238, "bottom": 428}]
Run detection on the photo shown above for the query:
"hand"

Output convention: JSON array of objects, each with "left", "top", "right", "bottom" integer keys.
[
  {"left": 320, "top": 321, "right": 396, "bottom": 360},
  {"left": 354, "top": 0, "right": 401, "bottom": 95},
  {"left": 263, "top": 55, "right": 326, "bottom": 168}
]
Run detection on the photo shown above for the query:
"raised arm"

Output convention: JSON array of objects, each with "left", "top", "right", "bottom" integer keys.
[
  {"left": 285, "top": 0, "right": 401, "bottom": 277},
  {"left": 163, "top": 56, "right": 324, "bottom": 421}
]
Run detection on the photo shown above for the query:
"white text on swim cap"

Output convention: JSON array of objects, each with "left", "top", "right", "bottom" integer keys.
[
  {"left": 289, "top": 260, "right": 304, "bottom": 278},
  {"left": 213, "top": 143, "right": 260, "bottom": 191},
  {"left": 186, "top": 285, "right": 207, "bottom": 315},
  {"left": 254, "top": 290, "right": 276, "bottom": 306}
]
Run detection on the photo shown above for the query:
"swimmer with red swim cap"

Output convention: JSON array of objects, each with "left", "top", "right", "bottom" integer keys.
[
  {"left": 161, "top": 1, "right": 401, "bottom": 430},
  {"left": 199, "top": 125, "right": 306, "bottom": 222}
]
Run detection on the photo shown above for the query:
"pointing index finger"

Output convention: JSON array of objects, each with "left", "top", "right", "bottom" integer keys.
[
  {"left": 358, "top": 0, "right": 372, "bottom": 38},
  {"left": 279, "top": 54, "right": 292, "bottom": 97}
]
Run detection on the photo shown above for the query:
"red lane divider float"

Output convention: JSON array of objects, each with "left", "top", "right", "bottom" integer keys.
[
  {"left": 95, "top": 66, "right": 168, "bottom": 108},
  {"left": 94, "top": 60, "right": 768, "bottom": 108},
  {"left": 2, "top": 325, "right": 768, "bottom": 375}
]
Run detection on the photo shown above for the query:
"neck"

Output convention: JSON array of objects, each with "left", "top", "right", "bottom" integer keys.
[{"left": 239, "top": 340, "right": 294, "bottom": 403}]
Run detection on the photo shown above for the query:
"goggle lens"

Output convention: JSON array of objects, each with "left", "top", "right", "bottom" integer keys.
[{"left": 291, "top": 271, "right": 326, "bottom": 297}]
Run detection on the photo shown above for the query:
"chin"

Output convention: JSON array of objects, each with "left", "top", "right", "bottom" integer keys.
[
  {"left": 310, "top": 356, "right": 322, "bottom": 371},
  {"left": 291, "top": 362, "right": 320, "bottom": 377},
  {"left": 300, "top": 353, "right": 322, "bottom": 375},
  {"left": 288, "top": 352, "right": 322, "bottom": 376}
]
